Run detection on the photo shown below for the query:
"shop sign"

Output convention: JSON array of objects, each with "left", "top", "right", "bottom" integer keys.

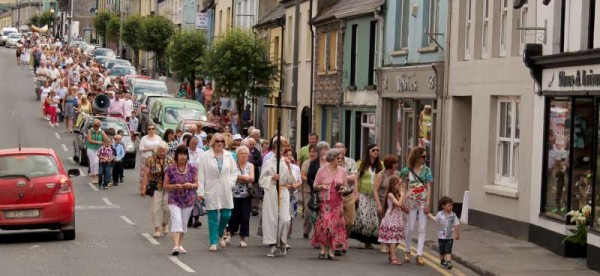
[
  {"left": 543, "top": 65, "right": 600, "bottom": 91},
  {"left": 381, "top": 68, "right": 438, "bottom": 95}
]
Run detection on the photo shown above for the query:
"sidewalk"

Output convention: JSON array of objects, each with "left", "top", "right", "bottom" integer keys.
[{"left": 422, "top": 220, "right": 598, "bottom": 275}]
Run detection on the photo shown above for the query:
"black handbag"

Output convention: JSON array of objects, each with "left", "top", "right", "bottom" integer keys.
[
  {"left": 145, "top": 180, "right": 158, "bottom": 197},
  {"left": 308, "top": 191, "right": 319, "bottom": 211}
]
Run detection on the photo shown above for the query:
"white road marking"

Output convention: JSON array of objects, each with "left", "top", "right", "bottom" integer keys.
[
  {"left": 142, "top": 233, "right": 160, "bottom": 245},
  {"left": 78, "top": 169, "right": 86, "bottom": 176},
  {"left": 68, "top": 157, "right": 76, "bottom": 165},
  {"left": 55, "top": 132, "right": 61, "bottom": 139},
  {"left": 102, "top": 198, "right": 113, "bottom": 206},
  {"left": 169, "top": 257, "right": 195, "bottom": 273},
  {"left": 87, "top": 182, "right": 99, "bottom": 191},
  {"left": 119, "top": 216, "right": 135, "bottom": 226},
  {"left": 75, "top": 205, "right": 119, "bottom": 210},
  {"left": 61, "top": 144, "right": 68, "bottom": 152}
]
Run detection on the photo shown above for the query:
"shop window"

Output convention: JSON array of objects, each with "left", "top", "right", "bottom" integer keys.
[{"left": 495, "top": 97, "right": 520, "bottom": 188}]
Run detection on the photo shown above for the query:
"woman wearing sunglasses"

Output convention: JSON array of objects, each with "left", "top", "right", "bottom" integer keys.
[
  {"left": 139, "top": 124, "right": 163, "bottom": 193},
  {"left": 352, "top": 143, "right": 383, "bottom": 250},
  {"left": 400, "top": 146, "right": 432, "bottom": 266},
  {"left": 197, "top": 133, "right": 239, "bottom": 252}
]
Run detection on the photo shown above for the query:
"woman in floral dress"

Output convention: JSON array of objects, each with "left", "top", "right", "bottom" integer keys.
[
  {"left": 311, "top": 149, "right": 348, "bottom": 260},
  {"left": 378, "top": 175, "right": 405, "bottom": 265},
  {"left": 352, "top": 143, "right": 383, "bottom": 249},
  {"left": 400, "top": 147, "right": 432, "bottom": 266}
]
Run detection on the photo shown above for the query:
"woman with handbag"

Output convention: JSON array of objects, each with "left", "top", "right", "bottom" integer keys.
[
  {"left": 311, "top": 149, "right": 348, "bottom": 260},
  {"left": 304, "top": 141, "right": 330, "bottom": 239},
  {"left": 400, "top": 147, "right": 432, "bottom": 266},
  {"left": 197, "top": 133, "right": 239, "bottom": 252},
  {"left": 352, "top": 143, "right": 384, "bottom": 249},
  {"left": 372, "top": 155, "right": 401, "bottom": 254},
  {"left": 140, "top": 142, "right": 173, "bottom": 238},
  {"left": 226, "top": 145, "right": 255, "bottom": 247},
  {"left": 164, "top": 145, "right": 199, "bottom": 255}
]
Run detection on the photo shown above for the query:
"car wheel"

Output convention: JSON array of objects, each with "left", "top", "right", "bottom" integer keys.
[{"left": 62, "top": 229, "right": 76, "bottom": 240}]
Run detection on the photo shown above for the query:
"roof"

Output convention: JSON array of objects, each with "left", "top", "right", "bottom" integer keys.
[
  {"left": 313, "top": 0, "right": 384, "bottom": 24},
  {"left": 254, "top": 3, "right": 285, "bottom": 29}
]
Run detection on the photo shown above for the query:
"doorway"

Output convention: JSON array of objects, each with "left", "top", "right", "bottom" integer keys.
[{"left": 300, "top": 106, "right": 311, "bottom": 147}]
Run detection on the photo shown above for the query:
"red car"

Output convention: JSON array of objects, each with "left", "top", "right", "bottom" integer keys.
[{"left": 0, "top": 148, "right": 80, "bottom": 240}]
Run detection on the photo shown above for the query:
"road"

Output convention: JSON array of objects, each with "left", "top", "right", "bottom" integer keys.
[{"left": 0, "top": 47, "right": 476, "bottom": 276}]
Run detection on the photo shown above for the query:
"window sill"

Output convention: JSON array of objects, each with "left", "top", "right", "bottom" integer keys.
[
  {"left": 417, "top": 45, "right": 439, "bottom": 53},
  {"left": 484, "top": 184, "right": 519, "bottom": 199},
  {"left": 327, "top": 70, "right": 338, "bottom": 75},
  {"left": 317, "top": 71, "right": 327, "bottom": 76},
  {"left": 390, "top": 49, "right": 408, "bottom": 57}
]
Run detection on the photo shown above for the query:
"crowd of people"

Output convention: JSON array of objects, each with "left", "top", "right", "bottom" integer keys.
[{"left": 20, "top": 33, "right": 461, "bottom": 270}]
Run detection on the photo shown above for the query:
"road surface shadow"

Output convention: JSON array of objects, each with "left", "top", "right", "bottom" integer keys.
[{"left": 0, "top": 230, "right": 64, "bottom": 244}]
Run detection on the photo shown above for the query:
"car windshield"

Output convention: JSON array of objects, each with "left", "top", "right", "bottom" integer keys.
[
  {"left": 88, "top": 120, "right": 129, "bottom": 136},
  {"left": 110, "top": 67, "right": 136, "bottom": 76},
  {"left": 96, "top": 49, "right": 114, "bottom": 56},
  {"left": 108, "top": 60, "right": 130, "bottom": 69},
  {"left": 0, "top": 155, "right": 59, "bottom": 178},
  {"left": 3, "top": 30, "right": 15, "bottom": 36},
  {"left": 164, "top": 108, "right": 203, "bottom": 124},
  {"left": 8, "top": 33, "right": 20, "bottom": 39},
  {"left": 133, "top": 85, "right": 167, "bottom": 96}
]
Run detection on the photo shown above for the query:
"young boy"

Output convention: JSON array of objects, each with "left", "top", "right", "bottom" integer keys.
[
  {"left": 97, "top": 137, "right": 115, "bottom": 190},
  {"left": 128, "top": 110, "right": 139, "bottom": 133},
  {"left": 112, "top": 134, "right": 125, "bottom": 186},
  {"left": 428, "top": 196, "right": 461, "bottom": 269}
]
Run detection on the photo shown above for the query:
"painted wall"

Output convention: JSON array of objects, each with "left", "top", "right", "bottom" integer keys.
[
  {"left": 341, "top": 16, "right": 373, "bottom": 91},
  {"left": 214, "top": 0, "right": 233, "bottom": 37},
  {"left": 0, "top": 11, "right": 11, "bottom": 28},
  {"left": 383, "top": 0, "right": 446, "bottom": 66}
]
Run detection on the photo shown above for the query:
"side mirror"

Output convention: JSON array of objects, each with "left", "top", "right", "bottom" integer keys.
[{"left": 67, "top": 169, "right": 80, "bottom": 177}]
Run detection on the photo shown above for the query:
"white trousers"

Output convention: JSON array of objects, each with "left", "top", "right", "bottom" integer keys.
[
  {"left": 405, "top": 208, "right": 427, "bottom": 256},
  {"left": 152, "top": 190, "right": 170, "bottom": 228},
  {"left": 87, "top": 148, "right": 99, "bottom": 175},
  {"left": 169, "top": 205, "right": 193, "bottom": 234}
]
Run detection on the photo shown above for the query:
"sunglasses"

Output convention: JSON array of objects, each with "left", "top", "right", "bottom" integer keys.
[
  {"left": 148, "top": 127, "right": 155, "bottom": 130},
  {"left": 370, "top": 149, "right": 379, "bottom": 152},
  {"left": 215, "top": 140, "right": 225, "bottom": 144}
]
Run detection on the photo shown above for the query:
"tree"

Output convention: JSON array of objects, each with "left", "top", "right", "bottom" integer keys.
[
  {"left": 93, "top": 11, "right": 112, "bottom": 46},
  {"left": 122, "top": 16, "right": 143, "bottom": 69},
  {"left": 29, "top": 11, "right": 54, "bottom": 27},
  {"left": 28, "top": 15, "right": 40, "bottom": 27},
  {"left": 106, "top": 14, "right": 120, "bottom": 43},
  {"left": 166, "top": 30, "right": 208, "bottom": 84},
  {"left": 200, "top": 28, "right": 279, "bottom": 112},
  {"left": 139, "top": 15, "right": 175, "bottom": 75}
]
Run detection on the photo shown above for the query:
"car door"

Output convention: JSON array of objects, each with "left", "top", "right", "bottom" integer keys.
[{"left": 74, "top": 119, "right": 87, "bottom": 156}]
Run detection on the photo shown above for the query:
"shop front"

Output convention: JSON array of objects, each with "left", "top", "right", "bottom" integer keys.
[
  {"left": 525, "top": 45, "right": 600, "bottom": 270},
  {"left": 377, "top": 64, "right": 444, "bottom": 206}
]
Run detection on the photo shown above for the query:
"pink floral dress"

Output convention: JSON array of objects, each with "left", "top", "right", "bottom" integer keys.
[
  {"left": 378, "top": 197, "right": 405, "bottom": 244},
  {"left": 310, "top": 166, "right": 348, "bottom": 250}
]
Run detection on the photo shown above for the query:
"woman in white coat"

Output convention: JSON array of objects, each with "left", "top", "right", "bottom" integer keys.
[
  {"left": 259, "top": 136, "right": 296, "bottom": 257},
  {"left": 197, "top": 133, "right": 239, "bottom": 252}
]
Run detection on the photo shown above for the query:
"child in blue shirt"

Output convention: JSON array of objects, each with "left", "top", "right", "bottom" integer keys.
[
  {"left": 428, "top": 196, "right": 461, "bottom": 269},
  {"left": 112, "top": 134, "right": 126, "bottom": 186}
]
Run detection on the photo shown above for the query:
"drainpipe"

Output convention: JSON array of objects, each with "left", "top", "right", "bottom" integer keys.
[
  {"left": 439, "top": 0, "right": 452, "bottom": 199},
  {"left": 308, "top": 0, "right": 314, "bottom": 133},
  {"left": 374, "top": 6, "right": 384, "bottom": 145}
]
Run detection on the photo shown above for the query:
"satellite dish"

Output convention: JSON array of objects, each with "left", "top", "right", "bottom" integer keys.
[{"left": 89, "top": 7, "right": 97, "bottom": 15}]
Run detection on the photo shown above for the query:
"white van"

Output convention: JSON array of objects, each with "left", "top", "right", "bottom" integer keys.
[{"left": 1, "top": 27, "right": 18, "bottom": 46}]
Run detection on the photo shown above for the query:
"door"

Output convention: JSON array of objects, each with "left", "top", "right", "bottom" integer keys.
[{"left": 300, "top": 106, "right": 311, "bottom": 147}]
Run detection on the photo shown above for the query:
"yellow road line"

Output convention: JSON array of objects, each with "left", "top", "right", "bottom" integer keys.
[{"left": 397, "top": 244, "right": 466, "bottom": 276}]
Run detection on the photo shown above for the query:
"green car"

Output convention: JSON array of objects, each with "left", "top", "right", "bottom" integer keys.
[{"left": 148, "top": 98, "right": 207, "bottom": 137}]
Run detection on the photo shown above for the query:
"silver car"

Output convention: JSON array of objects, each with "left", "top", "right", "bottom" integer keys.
[{"left": 5, "top": 33, "right": 21, "bottom": 48}]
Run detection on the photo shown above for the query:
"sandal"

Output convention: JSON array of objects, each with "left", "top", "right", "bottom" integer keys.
[
  {"left": 390, "top": 258, "right": 402, "bottom": 265},
  {"left": 404, "top": 252, "right": 411, "bottom": 263},
  {"left": 327, "top": 254, "right": 337, "bottom": 261},
  {"left": 162, "top": 226, "right": 169, "bottom": 236},
  {"left": 318, "top": 253, "right": 325, "bottom": 259},
  {"left": 153, "top": 231, "right": 161, "bottom": 238},
  {"left": 171, "top": 247, "right": 180, "bottom": 256},
  {"left": 178, "top": 246, "right": 187, "bottom": 254}
]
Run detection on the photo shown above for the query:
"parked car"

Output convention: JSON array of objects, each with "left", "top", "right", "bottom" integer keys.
[
  {"left": 69, "top": 40, "right": 87, "bottom": 48},
  {"left": 0, "top": 27, "right": 18, "bottom": 46},
  {"left": 72, "top": 116, "right": 137, "bottom": 168},
  {"left": 175, "top": 119, "right": 222, "bottom": 135},
  {"left": 94, "top": 56, "right": 111, "bottom": 67},
  {"left": 146, "top": 98, "right": 207, "bottom": 137},
  {"left": 0, "top": 148, "right": 80, "bottom": 240},
  {"left": 104, "top": 59, "right": 131, "bottom": 71},
  {"left": 137, "top": 93, "right": 173, "bottom": 132},
  {"left": 129, "top": 79, "right": 168, "bottom": 99},
  {"left": 123, "top": 75, "right": 151, "bottom": 91},
  {"left": 108, "top": 65, "right": 137, "bottom": 81},
  {"left": 5, "top": 33, "right": 21, "bottom": 48},
  {"left": 93, "top": 47, "right": 116, "bottom": 59}
]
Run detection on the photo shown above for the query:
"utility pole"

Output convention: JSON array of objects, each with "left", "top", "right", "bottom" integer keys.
[
  {"left": 290, "top": 0, "right": 300, "bottom": 151},
  {"left": 67, "top": 0, "right": 73, "bottom": 43},
  {"left": 118, "top": 0, "right": 124, "bottom": 57}
]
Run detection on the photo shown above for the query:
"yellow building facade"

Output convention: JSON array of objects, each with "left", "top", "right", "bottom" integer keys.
[{"left": 0, "top": 10, "right": 12, "bottom": 29}]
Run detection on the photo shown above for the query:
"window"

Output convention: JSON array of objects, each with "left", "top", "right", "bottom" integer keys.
[
  {"left": 306, "top": 13, "right": 312, "bottom": 61},
  {"left": 495, "top": 98, "right": 520, "bottom": 188},
  {"left": 394, "top": 0, "right": 410, "bottom": 50},
  {"left": 328, "top": 31, "right": 337, "bottom": 70},
  {"left": 368, "top": 21, "right": 377, "bottom": 86},
  {"left": 288, "top": 15, "right": 293, "bottom": 61},
  {"left": 519, "top": 4, "right": 528, "bottom": 54},
  {"left": 317, "top": 32, "right": 326, "bottom": 73},
  {"left": 273, "top": 36, "right": 280, "bottom": 64},
  {"left": 482, "top": 0, "right": 490, "bottom": 58},
  {"left": 500, "top": 0, "right": 508, "bottom": 57},
  {"left": 350, "top": 24, "right": 357, "bottom": 86},
  {"left": 465, "top": 0, "right": 472, "bottom": 60},
  {"left": 219, "top": 10, "right": 223, "bottom": 35},
  {"left": 422, "top": 0, "right": 439, "bottom": 47}
]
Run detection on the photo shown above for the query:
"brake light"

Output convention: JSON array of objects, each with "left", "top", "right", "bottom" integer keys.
[{"left": 58, "top": 176, "right": 71, "bottom": 193}]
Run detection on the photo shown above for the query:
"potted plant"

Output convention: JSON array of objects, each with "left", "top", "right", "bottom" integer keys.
[{"left": 563, "top": 205, "right": 591, "bottom": 258}]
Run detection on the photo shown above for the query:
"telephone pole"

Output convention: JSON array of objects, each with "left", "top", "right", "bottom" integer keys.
[{"left": 290, "top": 0, "right": 300, "bottom": 151}]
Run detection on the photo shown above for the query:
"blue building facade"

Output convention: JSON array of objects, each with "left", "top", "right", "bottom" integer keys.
[{"left": 377, "top": 0, "right": 447, "bottom": 205}]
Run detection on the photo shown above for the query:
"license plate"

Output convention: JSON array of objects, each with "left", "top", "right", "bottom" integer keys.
[{"left": 5, "top": 209, "right": 40, "bottom": 219}]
